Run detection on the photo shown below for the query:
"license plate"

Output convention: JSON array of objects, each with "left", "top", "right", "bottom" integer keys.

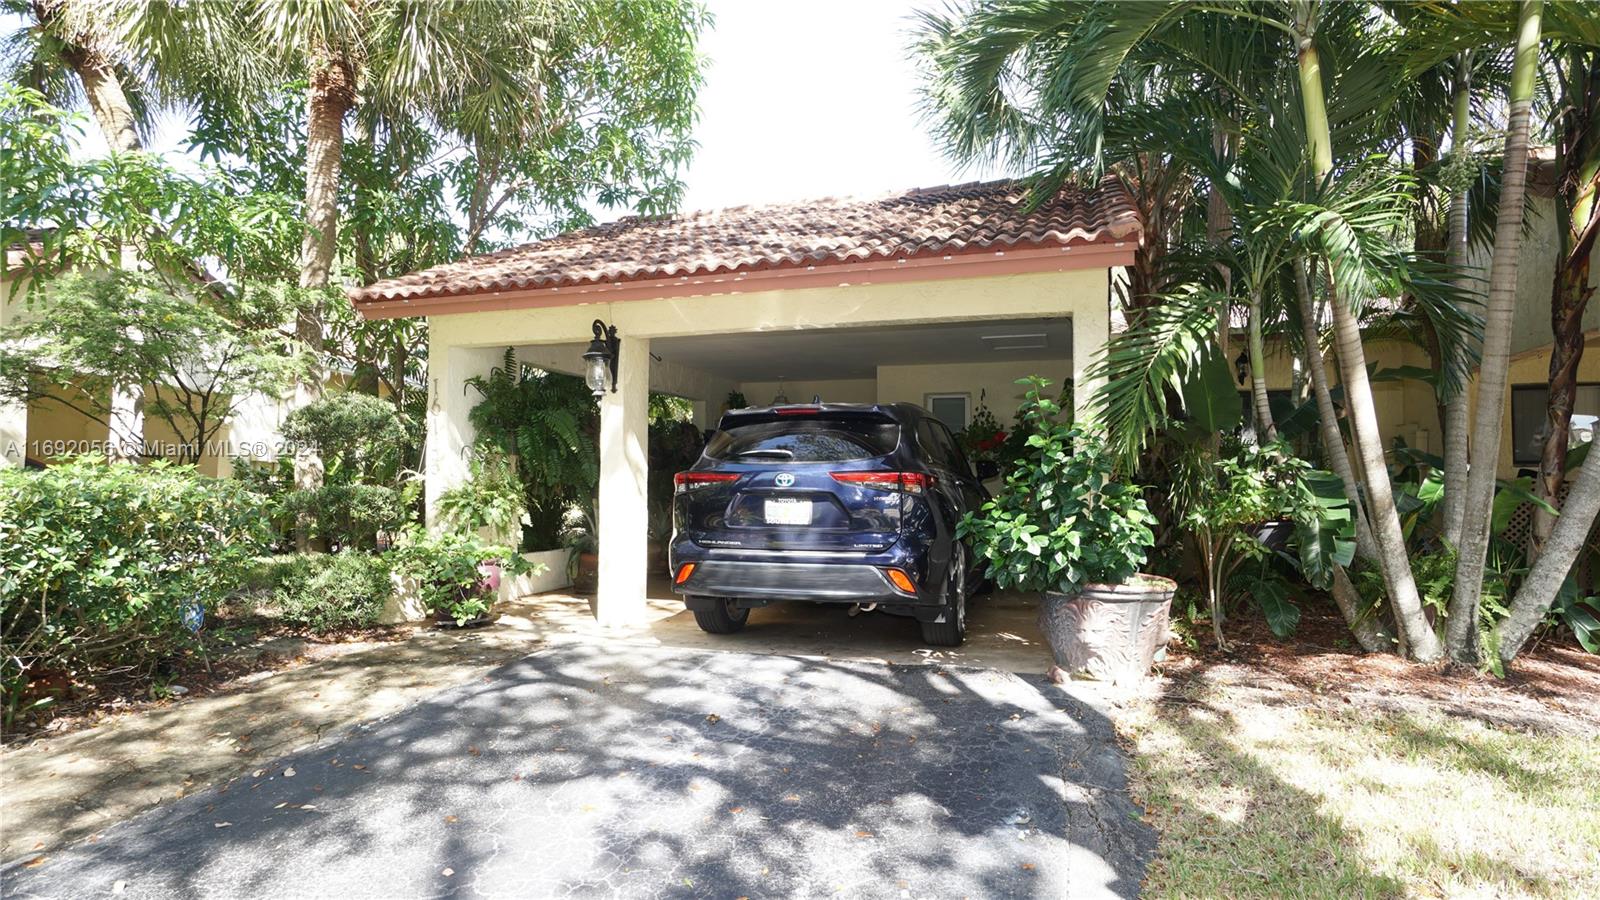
[{"left": 764, "top": 498, "right": 813, "bottom": 525}]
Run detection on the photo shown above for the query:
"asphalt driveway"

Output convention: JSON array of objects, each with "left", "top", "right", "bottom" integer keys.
[{"left": 2, "top": 642, "right": 1152, "bottom": 899}]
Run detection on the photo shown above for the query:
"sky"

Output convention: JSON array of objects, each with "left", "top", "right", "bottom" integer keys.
[
  {"left": 677, "top": 0, "right": 987, "bottom": 211},
  {"left": 16, "top": 0, "right": 997, "bottom": 218}
]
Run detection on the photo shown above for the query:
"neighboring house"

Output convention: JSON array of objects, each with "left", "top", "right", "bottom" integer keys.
[
  {"left": 351, "top": 178, "right": 1141, "bottom": 623},
  {"left": 1, "top": 242, "right": 291, "bottom": 476},
  {"left": 1245, "top": 150, "right": 1600, "bottom": 482}
]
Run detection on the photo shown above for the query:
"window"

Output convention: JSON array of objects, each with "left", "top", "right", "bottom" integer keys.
[
  {"left": 1510, "top": 384, "right": 1600, "bottom": 466},
  {"left": 925, "top": 393, "right": 971, "bottom": 431},
  {"left": 705, "top": 419, "right": 900, "bottom": 462}
]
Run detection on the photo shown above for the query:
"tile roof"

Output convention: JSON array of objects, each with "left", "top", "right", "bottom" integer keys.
[{"left": 349, "top": 176, "right": 1141, "bottom": 305}]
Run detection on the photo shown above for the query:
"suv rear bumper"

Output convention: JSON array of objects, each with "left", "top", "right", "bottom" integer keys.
[{"left": 676, "top": 559, "right": 912, "bottom": 603}]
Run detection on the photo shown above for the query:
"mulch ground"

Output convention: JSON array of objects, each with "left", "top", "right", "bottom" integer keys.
[
  {"left": 5, "top": 620, "right": 415, "bottom": 745},
  {"left": 1154, "top": 607, "right": 1600, "bottom": 735}
]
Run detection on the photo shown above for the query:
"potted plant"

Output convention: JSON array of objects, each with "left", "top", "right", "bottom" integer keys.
[
  {"left": 392, "top": 528, "right": 533, "bottom": 626},
  {"left": 435, "top": 450, "right": 530, "bottom": 587},
  {"left": 562, "top": 508, "right": 600, "bottom": 598},
  {"left": 958, "top": 377, "right": 1170, "bottom": 684}
]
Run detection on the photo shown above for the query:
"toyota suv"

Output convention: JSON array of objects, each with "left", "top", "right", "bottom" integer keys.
[{"left": 668, "top": 402, "right": 995, "bottom": 646}]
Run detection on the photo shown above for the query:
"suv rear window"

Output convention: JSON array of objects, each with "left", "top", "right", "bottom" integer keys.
[{"left": 705, "top": 419, "right": 899, "bottom": 462}]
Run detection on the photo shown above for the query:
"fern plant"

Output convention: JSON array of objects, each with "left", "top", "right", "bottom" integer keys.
[{"left": 465, "top": 348, "right": 599, "bottom": 549}]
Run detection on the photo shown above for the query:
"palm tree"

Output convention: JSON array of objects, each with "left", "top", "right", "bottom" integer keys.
[
  {"left": 235, "top": 0, "right": 558, "bottom": 545},
  {"left": 916, "top": 0, "right": 1461, "bottom": 658},
  {"left": 1448, "top": 0, "right": 1547, "bottom": 663}
]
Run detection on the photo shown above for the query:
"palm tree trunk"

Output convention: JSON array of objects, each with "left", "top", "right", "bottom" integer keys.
[
  {"left": 293, "top": 53, "right": 354, "bottom": 550},
  {"left": 1531, "top": 51, "right": 1600, "bottom": 559},
  {"left": 1495, "top": 441, "right": 1600, "bottom": 661},
  {"left": 1247, "top": 288, "right": 1276, "bottom": 442},
  {"left": 1450, "top": 0, "right": 1545, "bottom": 663},
  {"left": 64, "top": 47, "right": 144, "bottom": 460},
  {"left": 1295, "top": 258, "right": 1379, "bottom": 562},
  {"left": 1295, "top": 12, "right": 1442, "bottom": 660},
  {"left": 1441, "top": 57, "right": 1474, "bottom": 549}
]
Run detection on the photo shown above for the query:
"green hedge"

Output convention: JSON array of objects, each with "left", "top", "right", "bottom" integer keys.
[
  {"left": 0, "top": 459, "right": 267, "bottom": 720},
  {"left": 271, "top": 551, "right": 393, "bottom": 631}
]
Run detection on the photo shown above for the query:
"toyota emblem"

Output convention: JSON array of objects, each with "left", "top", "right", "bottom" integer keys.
[{"left": 775, "top": 473, "right": 795, "bottom": 487}]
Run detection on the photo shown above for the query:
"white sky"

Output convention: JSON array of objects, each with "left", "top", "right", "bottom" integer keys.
[
  {"left": 20, "top": 0, "right": 995, "bottom": 219},
  {"left": 678, "top": 0, "right": 983, "bottom": 211}
]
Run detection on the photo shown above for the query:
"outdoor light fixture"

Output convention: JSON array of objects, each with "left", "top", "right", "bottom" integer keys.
[
  {"left": 1235, "top": 350, "right": 1250, "bottom": 386},
  {"left": 582, "top": 319, "right": 620, "bottom": 398}
]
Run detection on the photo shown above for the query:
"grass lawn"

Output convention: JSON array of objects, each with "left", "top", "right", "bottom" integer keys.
[{"left": 1120, "top": 621, "right": 1600, "bottom": 899}]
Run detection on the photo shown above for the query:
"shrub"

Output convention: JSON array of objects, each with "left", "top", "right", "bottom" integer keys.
[
  {"left": 0, "top": 459, "right": 267, "bottom": 721},
  {"left": 391, "top": 529, "right": 536, "bottom": 625},
  {"left": 958, "top": 377, "right": 1155, "bottom": 594},
  {"left": 276, "top": 393, "right": 418, "bottom": 550},
  {"left": 272, "top": 552, "right": 393, "bottom": 632}
]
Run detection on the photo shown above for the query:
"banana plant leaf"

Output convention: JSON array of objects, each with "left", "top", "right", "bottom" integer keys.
[{"left": 1180, "top": 340, "right": 1243, "bottom": 434}]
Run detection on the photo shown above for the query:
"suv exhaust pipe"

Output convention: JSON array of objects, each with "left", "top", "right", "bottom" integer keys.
[{"left": 848, "top": 602, "right": 879, "bottom": 617}]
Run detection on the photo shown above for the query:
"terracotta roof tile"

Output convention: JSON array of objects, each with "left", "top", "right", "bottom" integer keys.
[{"left": 349, "top": 176, "right": 1141, "bottom": 305}]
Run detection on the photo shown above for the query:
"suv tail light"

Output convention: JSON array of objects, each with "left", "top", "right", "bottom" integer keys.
[
  {"left": 675, "top": 472, "right": 739, "bottom": 494},
  {"left": 829, "top": 471, "right": 935, "bottom": 495}
]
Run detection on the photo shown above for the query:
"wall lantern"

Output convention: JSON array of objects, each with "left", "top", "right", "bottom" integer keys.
[
  {"left": 1234, "top": 350, "right": 1250, "bottom": 386},
  {"left": 582, "top": 319, "right": 620, "bottom": 398}
]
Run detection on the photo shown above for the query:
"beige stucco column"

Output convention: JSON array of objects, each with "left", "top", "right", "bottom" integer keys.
[
  {"left": 1071, "top": 289, "right": 1112, "bottom": 427},
  {"left": 424, "top": 341, "right": 502, "bottom": 529},
  {"left": 595, "top": 334, "right": 651, "bottom": 625}
]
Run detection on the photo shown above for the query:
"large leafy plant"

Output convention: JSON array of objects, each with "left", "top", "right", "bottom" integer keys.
[
  {"left": 391, "top": 529, "right": 534, "bottom": 626},
  {"left": 959, "top": 377, "right": 1155, "bottom": 594},
  {"left": 465, "top": 348, "right": 598, "bottom": 549},
  {"left": 0, "top": 459, "right": 267, "bottom": 723}
]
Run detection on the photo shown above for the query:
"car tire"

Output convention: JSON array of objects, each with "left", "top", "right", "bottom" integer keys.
[
  {"left": 920, "top": 547, "right": 967, "bottom": 647},
  {"left": 692, "top": 597, "right": 749, "bottom": 634}
]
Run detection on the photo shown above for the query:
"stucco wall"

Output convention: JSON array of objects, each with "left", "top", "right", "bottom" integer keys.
[
  {"left": 735, "top": 378, "right": 877, "bottom": 406},
  {"left": 1474, "top": 196, "right": 1600, "bottom": 357},
  {"left": 876, "top": 358, "right": 1074, "bottom": 421}
]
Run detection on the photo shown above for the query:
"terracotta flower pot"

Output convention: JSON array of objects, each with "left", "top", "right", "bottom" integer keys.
[{"left": 1038, "top": 575, "right": 1176, "bottom": 684}]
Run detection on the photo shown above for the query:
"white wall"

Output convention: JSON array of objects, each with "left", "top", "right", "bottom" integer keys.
[
  {"left": 876, "top": 358, "right": 1074, "bottom": 422},
  {"left": 736, "top": 378, "right": 877, "bottom": 405}
]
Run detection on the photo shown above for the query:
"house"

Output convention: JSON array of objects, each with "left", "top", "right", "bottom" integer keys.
[
  {"left": 3, "top": 240, "right": 316, "bottom": 476},
  {"left": 351, "top": 178, "right": 1141, "bottom": 623}
]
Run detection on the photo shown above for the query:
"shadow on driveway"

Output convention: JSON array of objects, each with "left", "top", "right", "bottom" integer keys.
[{"left": 2, "top": 642, "right": 1153, "bottom": 899}]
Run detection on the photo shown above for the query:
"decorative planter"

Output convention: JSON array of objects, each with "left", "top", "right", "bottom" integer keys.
[
  {"left": 1039, "top": 575, "right": 1176, "bottom": 684},
  {"left": 573, "top": 552, "right": 599, "bottom": 594}
]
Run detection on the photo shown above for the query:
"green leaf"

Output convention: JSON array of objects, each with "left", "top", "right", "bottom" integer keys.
[
  {"left": 1179, "top": 340, "right": 1243, "bottom": 433},
  {"left": 1251, "top": 576, "right": 1300, "bottom": 638}
]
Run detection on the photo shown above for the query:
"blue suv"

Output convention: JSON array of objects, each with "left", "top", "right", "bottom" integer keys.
[{"left": 668, "top": 403, "right": 996, "bottom": 646}]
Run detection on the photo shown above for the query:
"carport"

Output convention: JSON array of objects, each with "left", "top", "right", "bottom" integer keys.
[{"left": 352, "top": 178, "right": 1141, "bottom": 625}]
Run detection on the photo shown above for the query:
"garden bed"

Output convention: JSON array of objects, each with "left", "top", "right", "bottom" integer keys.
[
  {"left": 1122, "top": 610, "right": 1600, "bottom": 898},
  {"left": 5, "top": 617, "right": 414, "bottom": 745}
]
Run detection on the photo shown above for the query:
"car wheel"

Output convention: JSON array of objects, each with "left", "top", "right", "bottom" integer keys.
[
  {"left": 919, "top": 547, "right": 967, "bottom": 647},
  {"left": 692, "top": 597, "right": 749, "bottom": 634}
]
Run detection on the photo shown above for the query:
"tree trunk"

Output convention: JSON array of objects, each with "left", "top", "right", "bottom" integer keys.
[
  {"left": 1534, "top": 251, "right": 1596, "bottom": 555},
  {"left": 1247, "top": 288, "right": 1276, "bottom": 442},
  {"left": 1295, "top": 258, "right": 1379, "bottom": 562},
  {"left": 1495, "top": 440, "right": 1600, "bottom": 661},
  {"left": 65, "top": 45, "right": 145, "bottom": 460},
  {"left": 1531, "top": 50, "right": 1600, "bottom": 559},
  {"left": 1441, "top": 57, "right": 1475, "bottom": 549},
  {"left": 293, "top": 53, "right": 355, "bottom": 551},
  {"left": 1450, "top": 0, "right": 1544, "bottom": 663},
  {"left": 1294, "top": 14, "right": 1442, "bottom": 660}
]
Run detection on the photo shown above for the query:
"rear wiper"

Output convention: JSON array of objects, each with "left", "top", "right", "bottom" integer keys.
[{"left": 736, "top": 449, "right": 794, "bottom": 459}]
